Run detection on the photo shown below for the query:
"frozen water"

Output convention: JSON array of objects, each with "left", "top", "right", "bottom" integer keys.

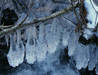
[
  {"left": 74, "top": 44, "right": 90, "bottom": 70},
  {"left": 83, "top": 0, "right": 98, "bottom": 40},
  {"left": 7, "top": 48, "right": 79, "bottom": 75},
  {"left": 36, "top": 24, "right": 48, "bottom": 62},
  {"left": 7, "top": 31, "right": 25, "bottom": 67},
  {"left": 25, "top": 27, "right": 37, "bottom": 64},
  {"left": 84, "top": 0, "right": 98, "bottom": 28},
  {"left": 88, "top": 45, "right": 97, "bottom": 70},
  {"left": 68, "top": 32, "right": 90, "bottom": 70},
  {"left": 45, "top": 18, "right": 62, "bottom": 54},
  {"left": 68, "top": 32, "right": 78, "bottom": 56},
  {"left": 3, "top": 0, "right": 98, "bottom": 74},
  {"left": 61, "top": 17, "right": 75, "bottom": 47},
  {"left": 5, "top": 35, "right": 9, "bottom": 46},
  {"left": 16, "top": 70, "right": 33, "bottom": 75},
  {"left": 6, "top": 14, "right": 98, "bottom": 75},
  {"left": 83, "top": 29, "right": 93, "bottom": 40}
]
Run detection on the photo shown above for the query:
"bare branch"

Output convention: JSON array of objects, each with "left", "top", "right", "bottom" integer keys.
[{"left": 0, "top": 2, "right": 79, "bottom": 37}]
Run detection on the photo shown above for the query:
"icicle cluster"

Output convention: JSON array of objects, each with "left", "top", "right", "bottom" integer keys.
[
  {"left": 6, "top": 11, "right": 98, "bottom": 75},
  {"left": 7, "top": 17, "right": 70, "bottom": 67}
]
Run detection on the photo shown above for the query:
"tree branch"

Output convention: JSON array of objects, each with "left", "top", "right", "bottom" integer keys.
[{"left": 0, "top": 2, "right": 79, "bottom": 37}]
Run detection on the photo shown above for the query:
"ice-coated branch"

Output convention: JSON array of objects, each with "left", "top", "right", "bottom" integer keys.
[
  {"left": 0, "top": 13, "right": 28, "bottom": 37},
  {"left": 0, "top": 2, "right": 79, "bottom": 37}
]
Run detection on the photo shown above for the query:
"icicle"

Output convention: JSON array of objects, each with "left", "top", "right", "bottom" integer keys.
[
  {"left": 62, "top": 17, "right": 75, "bottom": 47},
  {"left": 25, "top": 26, "right": 37, "bottom": 64},
  {"left": 45, "top": 18, "right": 61, "bottom": 54},
  {"left": 5, "top": 35, "right": 9, "bottom": 46},
  {"left": 68, "top": 32, "right": 90, "bottom": 70},
  {"left": 7, "top": 31, "right": 24, "bottom": 67},
  {"left": 88, "top": 45, "right": 97, "bottom": 71},
  {"left": 36, "top": 24, "right": 48, "bottom": 62},
  {"left": 68, "top": 32, "right": 78, "bottom": 56}
]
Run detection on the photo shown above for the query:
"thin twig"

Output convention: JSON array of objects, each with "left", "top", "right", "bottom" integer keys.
[
  {"left": 70, "top": 0, "right": 83, "bottom": 32},
  {"left": 0, "top": 13, "right": 28, "bottom": 37},
  {"left": 70, "top": 0, "right": 81, "bottom": 24},
  {"left": 0, "top": 2, "right": 79, "bottom": 37}
]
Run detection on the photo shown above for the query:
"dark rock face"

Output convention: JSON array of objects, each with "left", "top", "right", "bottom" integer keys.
[{"left": 1, "top": 8, "right": 18, "bottom": 25}]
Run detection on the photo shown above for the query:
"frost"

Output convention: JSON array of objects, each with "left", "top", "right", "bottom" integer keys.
[{"left": 7, "top": 31, "right": 24, "bottom": 67}]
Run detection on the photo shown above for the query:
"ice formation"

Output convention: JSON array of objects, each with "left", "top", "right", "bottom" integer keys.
[
  {"left": 84, "top": 0, "right": 98, "bottom": 29},
  {"left": 7, "top": 16, "right": 75, "bottom": 67},
  {"left": 4, "top": 0, "right": 98, "bottom": 74},
  {"left": 7, "top": 31, "right": 25, "bottom": 67},
  {"left": 83, "top": 29, "right": 93, "bottom": 40},
  {"left": 25, "top": 26, "right": 37, "bottom": 64},
  {"left": 6, "top": 15, "right": 92, "bottom": 71},
  {"left": 83, "top": 0, "right": 98, "bottom": 40},
  {"left": 45, "top": 18, "right": 62, "bottom": 54}
]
